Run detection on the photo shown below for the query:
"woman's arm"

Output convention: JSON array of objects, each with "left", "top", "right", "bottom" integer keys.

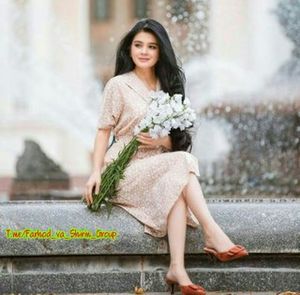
[
  {"left": 137, "top": 132, "right": 172, "bottom": 151},
  {"left": 85, "top": 128, "right": 111, "bottom": 205},
  {"left": 92, "top": 128, "right": 112, "bottom": 172}
]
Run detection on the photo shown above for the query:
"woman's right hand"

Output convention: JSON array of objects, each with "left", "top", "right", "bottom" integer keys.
[{"left": 84, "top": 170, "right": 101, "bottom": 206}]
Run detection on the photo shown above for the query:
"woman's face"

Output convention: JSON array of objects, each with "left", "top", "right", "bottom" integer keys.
[{"left": 130, "top": 31, "right": 159, "bottom": 70}]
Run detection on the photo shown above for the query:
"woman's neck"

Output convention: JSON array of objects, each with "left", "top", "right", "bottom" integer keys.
[
  {"left": 133, "top": 67, "right": 156, "bottom": 82},
  {"left": 133, "top": 67, "right": 158, "bottom": 91}
]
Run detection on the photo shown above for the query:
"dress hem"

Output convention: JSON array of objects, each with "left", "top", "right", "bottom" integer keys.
[{"left": 112, "top": 170, "right": 200, "bottom": 239}]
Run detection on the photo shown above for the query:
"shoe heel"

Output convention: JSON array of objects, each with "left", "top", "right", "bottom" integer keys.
[
  {"left": 170, "top": 283, "right": 175, "bottom": 294},
  {"left": 165, "top": 278, "right": 176, "bottom": 294},
  {"left": 166, "top": 282, "right": 175, "bottom": 294}
]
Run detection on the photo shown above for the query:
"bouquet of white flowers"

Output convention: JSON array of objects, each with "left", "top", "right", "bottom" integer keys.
[{"left": 85, "top": 90, "right": 196, "bottom": 215}]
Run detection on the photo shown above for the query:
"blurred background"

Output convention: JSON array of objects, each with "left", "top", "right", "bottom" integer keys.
[{"left": 0, "top": 0, "right": 299, "bottom": 201}]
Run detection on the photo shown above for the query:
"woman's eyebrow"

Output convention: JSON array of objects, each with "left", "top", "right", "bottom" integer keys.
[{"left": 133, "top": 40, "right": 158, "bottom": 45}]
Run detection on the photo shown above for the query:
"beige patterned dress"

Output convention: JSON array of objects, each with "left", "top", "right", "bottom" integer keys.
[{"left": 98, "top": 70, "right": 200, "bottom": 238}]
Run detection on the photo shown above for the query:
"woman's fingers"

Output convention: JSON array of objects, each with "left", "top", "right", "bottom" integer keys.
[
  {"left": 137, "top": 138, "right": 150, "bottom": 145},
  {"left": 137, "top": 133, "right": 151, "bottom": 141},
  {"left": 140, "top": 132, "right": 151, "bottom": 138},
  {"left": 84, "top": 171, "right": 101, "bottom": 206},
  {"left": 137, "top": 133, "right": 162, "bottom": 149},
  {"left": 139, "top": 144, "right": 153, "bottom": 149},
  {"left": 137, "top": 137, "right": 159, "bottom": 148},
  {"left": 95, "top": 181, "right": 101, "bottom": 195},
  {"left": 84, "top": 187, "right": 90, "bottom": 205},
  {"left": 137, "top": 135, "right": 153, "bottom": 144},
  {"left": 85, "top": 183, "right": 94, "bottom": 205},
  {"left": 88, "top": 185, "right": 94, "bottom": 204}
]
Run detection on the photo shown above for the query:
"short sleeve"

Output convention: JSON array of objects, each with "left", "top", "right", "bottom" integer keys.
[{"left": 97, "top": 78, "right": 123, "bottom": 130}]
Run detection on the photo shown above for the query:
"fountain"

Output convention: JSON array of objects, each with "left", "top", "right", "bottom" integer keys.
[
  {"left": 272, "top": 0, "right": 300, "bottom": 90},
  {"left": 0, "top": 0, "right": 103, "bottom": 200},
  {"left": 182, "top": 0, "right": 300, "bottom": 197},
  {"left": 0, "top": 1, "right": 299, "bottom": 294},
  {"left": 0, "top": 0, "right": 299, "bottom": 200}
]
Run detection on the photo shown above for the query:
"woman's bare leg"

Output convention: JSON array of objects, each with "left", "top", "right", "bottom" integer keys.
[
  {"left": 182, "top": 173, "right": 235, "bottom": 252},
  {"left": 166, "top": 194, "right": 193, "bottom": 285}
]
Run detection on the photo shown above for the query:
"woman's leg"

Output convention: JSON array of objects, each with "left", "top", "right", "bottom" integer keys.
[
  {"left": 182, "top": 173, "right": 235, "bottom": 252},
  {"left": 166, "top": 194, "right": 193, "bottom": 285}
]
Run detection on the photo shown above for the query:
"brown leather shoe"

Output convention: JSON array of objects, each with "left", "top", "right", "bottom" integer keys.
[{"left": 203, "top": 244, "right": 249, "bottom": 262}]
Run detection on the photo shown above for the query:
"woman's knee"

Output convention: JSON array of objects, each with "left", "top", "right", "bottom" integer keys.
[
  {"left": 179, "top": 189, "right": 188, "bottom": 205},
  {"left": 182, "top": 173, "right": 194, "bottom": 199}
]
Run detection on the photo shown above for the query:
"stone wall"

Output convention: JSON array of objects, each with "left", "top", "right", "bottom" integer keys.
[{"left": 0, "top": 199, "right": 299, "bottom": 293}]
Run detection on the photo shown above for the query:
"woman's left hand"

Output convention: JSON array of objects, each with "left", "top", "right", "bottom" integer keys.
[{"left": 136, "top": 132, "right": 170, "bottom": 150}]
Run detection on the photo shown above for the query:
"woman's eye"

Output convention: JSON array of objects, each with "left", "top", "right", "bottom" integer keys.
[{"left": 134, "top": 44, "right": 157, "bottom": 49}]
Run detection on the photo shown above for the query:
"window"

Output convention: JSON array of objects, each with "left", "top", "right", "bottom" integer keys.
[
  {"left": 135, "top": 0, "right": 148, "bottom": 18},
  {"left": 93, "top": 0, "right": 110, "bottom": 21}
]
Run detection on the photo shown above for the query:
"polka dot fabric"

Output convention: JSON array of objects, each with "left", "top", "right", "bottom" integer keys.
[{"left": 98, "top": 71, "right": 200, "bottom": 238}]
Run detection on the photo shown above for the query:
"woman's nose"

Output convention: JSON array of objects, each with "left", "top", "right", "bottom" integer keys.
[{"left": 141, "top": 46, "right": 148, "bottom": 54}]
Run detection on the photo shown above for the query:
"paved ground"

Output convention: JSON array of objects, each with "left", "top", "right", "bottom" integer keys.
[
  {"left": 89, "top": 292, "right": 278, "bottom": 295},
  {"left": 23, "top": 292, "right": 299, "bottom": 295},
  {"left": 16, "top": 294, "right": 279, "bottom": 295},
  {"left": 7, "top": 289, "right": 298, "bottom": 294}
]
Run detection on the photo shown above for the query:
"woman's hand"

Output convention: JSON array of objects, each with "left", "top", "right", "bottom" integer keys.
[
  {"left": 136, "top": 132, "right": 172, "bottom": 150},
  {"left": 84, "top": 170, "right": 101, "bottom": 205}
]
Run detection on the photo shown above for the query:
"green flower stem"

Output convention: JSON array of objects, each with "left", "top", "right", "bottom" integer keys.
[{"left": 88, "top": 135, "right": 141, "bottom": 213}]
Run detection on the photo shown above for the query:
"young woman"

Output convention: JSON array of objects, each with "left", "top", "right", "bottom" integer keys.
[{"left": 84, "top": 18, "right": 248, "bottom": 295}]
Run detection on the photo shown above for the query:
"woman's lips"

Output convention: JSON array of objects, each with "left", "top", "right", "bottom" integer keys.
[{"left": 139, "top": 58, "right": 150, "bottom": 62}]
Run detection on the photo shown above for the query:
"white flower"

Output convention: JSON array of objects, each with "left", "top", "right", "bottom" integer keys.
[
  {"left": 184, "top": 120, "right": 193, "bottom": 128},
  {"left": 183, "top": 97, "right": 191, "bottom": 106},
  {"left": 134, "top": 90, "right": 197, "bottom": 139},
  {"left": 171, "top": 120, "right": 180, "bottom": 129},
  {"left": 160, "top": 128, "right": 169, "bottom": 137},
  {"left": 170, "top": 100, "right": 183, "bottom": 112},
  {"left": 179, "top": 123, "right": 186, "bottom": 131},
  {"left": 163, "top": 120, "right": 172, "bottom": 130},
  {"left": 173, "top": 94, "right": 183, "bottom": 104},
  {"left": 153, "top": 115, "right": 162, "bottom": 124},
  {"left": 163, "top": 104, "right": 173, "bottom": 116}
]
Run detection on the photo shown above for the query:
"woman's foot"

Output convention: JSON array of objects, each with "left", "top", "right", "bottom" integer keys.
[
  {"left": 166, "top": 264, "right": 205, "bottom": 294},
  {"left": 166, "top": 264, "right": 193, "bottom": 286},
  {"left": 202, "top": 222, "right": 248, "bottom": 262},
  {"left": 203, "top": 222, "right": 236, "bottom": 253}
]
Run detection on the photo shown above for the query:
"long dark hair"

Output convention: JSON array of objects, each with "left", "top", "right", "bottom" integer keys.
[{"left": 114, "top": 18, "right": 193, "bottom": 152}]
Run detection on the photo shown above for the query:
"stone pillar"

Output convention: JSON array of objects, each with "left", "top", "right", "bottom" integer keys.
[{"left": 0, "top": 0, "right": 14, "bottom": 116}]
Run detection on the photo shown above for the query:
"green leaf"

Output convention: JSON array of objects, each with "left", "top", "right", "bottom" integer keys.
[{"left": 87, "top": 136, "right": 140, "bottom": 213}]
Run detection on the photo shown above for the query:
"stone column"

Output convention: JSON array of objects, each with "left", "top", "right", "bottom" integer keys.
[{"left": 0, "top": 0, "right": 24, "bottom": 116}]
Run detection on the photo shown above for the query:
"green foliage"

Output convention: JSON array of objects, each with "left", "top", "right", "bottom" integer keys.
[{"left": 88, "top": 136, "right": 140, "bottom": 217}]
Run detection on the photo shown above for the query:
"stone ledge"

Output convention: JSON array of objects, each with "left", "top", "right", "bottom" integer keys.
[
  {"left": 0, "top": 200, "right": 299, "bottom": 256},
  {"left": 0, "top": 199, "right": 299, "bottom": 293},
  {"left": 0, "top": 255, "right": 299, "bottom": 293}
]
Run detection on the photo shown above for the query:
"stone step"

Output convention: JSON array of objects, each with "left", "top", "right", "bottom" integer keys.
[
  {"left": 0, "top": 200, "right": 299, "bottom": 293},
  {"left": 48, "top": 292, "right": 281, "bottom": 295}
]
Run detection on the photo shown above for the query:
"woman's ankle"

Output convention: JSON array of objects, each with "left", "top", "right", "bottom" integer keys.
[
  {"left": 169, "top": 262, "right": 185, "bottom": 270},
  {"left": 203, "top": 226, "right": 235, "bottom": 251},
  {"left": 203, "top": 223, "right": 219, "bottom": 241},
  {"left": 167, "top": 265, "right": 192, "bottom": 285}
]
